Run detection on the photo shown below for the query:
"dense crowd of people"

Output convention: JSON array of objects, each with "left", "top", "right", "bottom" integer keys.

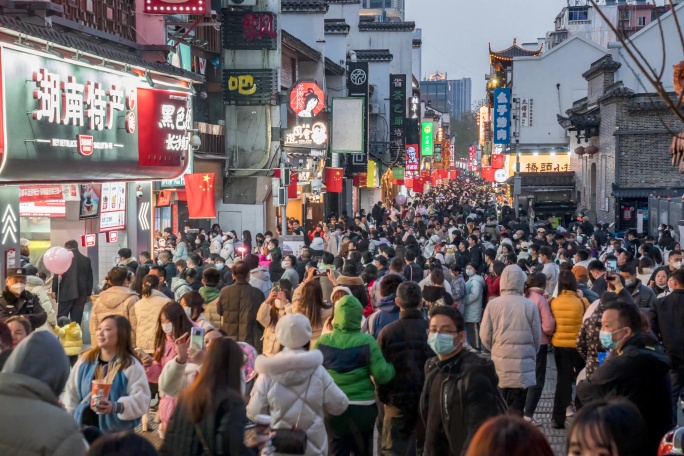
[{"left": 1, "top": 174, "right": 684, "bottom": 455}]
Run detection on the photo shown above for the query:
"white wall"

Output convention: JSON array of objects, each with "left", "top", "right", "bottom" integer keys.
[
  {"left": 212, "top": 203, "right": 266, "bottom": 240},
  {"left": 512, "top": 37, "right": 607, "bottom": 146},
  {"left": 281, "top": 10, "right": 326, "bottom": 50}
]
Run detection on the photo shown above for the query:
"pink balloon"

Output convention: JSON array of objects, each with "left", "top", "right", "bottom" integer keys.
[
  {"left": 44, "top": 246, "right": 74, "bottom": 275},
  {"left": 395, "top": 194, "right": 407, "bottom": 206}
]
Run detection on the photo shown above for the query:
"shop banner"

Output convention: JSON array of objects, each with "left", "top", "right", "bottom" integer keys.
[
  {"left": 19, "top": 185, "right": 64, "bottom": 203},
  {"left": 405, "top": 144, "right": 420, "bottom": 172},
  {"left": 493, "top": 88, "right": 511, "bottom": 145},
  {"left": 421, "top": 122, "right": 433, "bottom": 156},
  {"left": 367, "top": 161, "right": 377, "bottom": 188},
  {"left": 222, "top": 11, "right": 278, "bottom": 51},
  {"left": 392, "top": 167, "right": 405, "bottom": 181},
  {"left": 389, "top": 74, "right": 406, "bottom": 162}
]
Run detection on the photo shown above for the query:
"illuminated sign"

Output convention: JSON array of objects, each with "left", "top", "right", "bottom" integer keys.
[
  {"left": 106, "top": 231, "right": 119, "bottom": 243},
  {"left": 410, "top": 96, "right": 419, "bottom": 119},
  {"left": 389, "top": 74, "right": 406, "bottom": 161},
  {"left": 223, "top": 12, "right": 278, "bottom": 50},
  {"left": 405, "top": 144, "right": 420, "bottom": 172},
  {"left": 479, "top": 105, "right": 489, "bottom": 146},
  {"left": 2, "top": 205, "right": 17, "bottom": 243},
  {"left": 289, "top": 81, "right": 325, "bottom": 118},
  {"left": 99, "top": 182, "right": 126, "bottom": 232},
  {"left": 504, "top": 154, "right": 571, "bottom": 178},
  {"left": 493, "top": 88, "right": 511, "bottom": 145},
  {"left": 143, "top": 0, "right": 207, "bottom": 14},
  {"left": 421, "top": 122, "right": 433, "bottom": 156},
  {"left": 284, "top": 122, "right": 328, "bottom": 149},
  {"left": 81, "top": 234, "right": 96, "bottom": 247},
  {"left": 137, "top": 89, "right": 192, "bottom": 167},
  {"left": 222, "top": 69, "right": 277, "bottom": 106}
]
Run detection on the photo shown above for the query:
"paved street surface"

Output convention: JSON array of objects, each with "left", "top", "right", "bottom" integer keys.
[{"left": 137, "top": 353, "right": 569, "bottom": 455}]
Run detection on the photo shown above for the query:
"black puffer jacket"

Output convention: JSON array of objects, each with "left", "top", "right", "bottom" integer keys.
[
  {"left": 651, "top": 289, "right": 684, "bottom": 368},
  {"left": 377, "top": 309, "right": 433, "bottom": 411},
  {"left": 0, "top": 289, "right": 47, "bottom": 331},
  {"left": 216, "top": 281, "right": 265, "bottom": 353}
]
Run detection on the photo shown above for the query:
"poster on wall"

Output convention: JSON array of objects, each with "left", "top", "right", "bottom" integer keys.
[
  {"left": 99, "top": 182, "right": 127, "bottom": 232},
  {"left": 79, "top": 184, "right": 101, "bottom": 219}
]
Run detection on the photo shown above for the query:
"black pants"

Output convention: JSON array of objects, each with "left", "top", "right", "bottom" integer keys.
[
  {"left": 525, "top": 344, "right": 548, "bottom": 418},
  {"left": 381, "top": 405, "right": 419, "bottom": 456},
  {"left": 500, "top": 388, "right": 527, "bottom": 416},
  {"left": 327, "top": 404, "right": 378, "bottom": 456},
  {"left": 465, "top": 322, "right": 480, "bottom": 350},
  {"left": 58, "top": 298, "right": 85, "bottom": 326},
  {"left": 670, "top": 366, "right": 684, "bottom": 426},
  {"left": 553, "top": 347, "right": 586, "bottom": 425}
]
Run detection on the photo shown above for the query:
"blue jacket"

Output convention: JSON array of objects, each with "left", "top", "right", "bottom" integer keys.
[{"left": 365, "top": 294, "right": 400, "bottom": 339}]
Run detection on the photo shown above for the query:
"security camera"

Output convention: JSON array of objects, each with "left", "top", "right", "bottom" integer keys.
[
  {"left": 210, "top": 10, "right": 218, "bottom": 20},
  {"left": 311, "top": 178, "right": 322, "bottom": 196},
  {"left": 190, "top": 134, "right": 201, "bottom": 150},
  {"left": 298, "top": 158, "right": 304, "bottom": 168}
]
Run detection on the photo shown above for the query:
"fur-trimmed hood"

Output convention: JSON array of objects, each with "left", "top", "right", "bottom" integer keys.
[
  {"left": 337, "top": 275, "right": 364, "bottom": 287},
  {"left": 254, "top": 348, "right": 323, "bottom": 386}
]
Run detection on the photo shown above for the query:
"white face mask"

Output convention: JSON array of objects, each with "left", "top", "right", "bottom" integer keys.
[
  {"left": 674, "top": 261, "right": 683, "bottom": 269},
  {"left": 9, "top": 283, "right": 25, "bottom": 295},
  {"left": 183, "top": 307, "right": 192, "bottom": 318},
  {"left": 216, "top": 263, "right": 225, "bottom": 271},
  {"left": 466, "top": 269, "right": 475, "bottom": 277},
  {"left": 282, "top": 261, "right": 289, "bottom": 269},
  {"left": 162, "top": 323, "right": 173, "bottom": 334}
]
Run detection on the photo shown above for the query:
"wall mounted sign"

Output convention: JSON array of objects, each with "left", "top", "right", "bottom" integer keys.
[
  {"left": 137, "top": 88, "right": 191, "bottom": 167},
  {"left": 0, "top": 46, "right": 190, "bottom": 183},
  {"left": 421, "top": 122, "right": 433, "bottom": 156},
  {"left": 79, "top": 184, "right": 101, "bottom": 219},
  {"left": 222, "top": 11, "right": 278, "bottom": 50},
  {"left": 143, "top": 0, "right": 208, "bottom": 14},
  {"left": 493, "top": 88, "right": 511, "bottom": 145},
  {"left": 289, "top": 81, "right": 325, "bottom": 118},
  {"left": 346, "top": 62, "right": 369, "bottom": 175},
  {"left": 521, "top": 98, "right": 534, "bottom": 127},
  {"left": 81, "top": 234, "right": 96, "bottom": 248},
  {"left": 410, "top": 96, "right": 420, "bottom": 119},
  {"left": 405, "top": 144, "right": 420, "bottom": 172},
  {"left": 479, "top": 105, "right": 489, "bottom": 146},
  {"left": 222, "top": 69, "right": 277, "bottom": 105},
  {"left": 284, "top": 122, "right": 328, "bottom": 149},
  {"left": 389, "top": 74, "right": 406, "bottom": 163},
  {"left": 331, "top": 97, "right": 364, "bottom": 154},
  {"left": 106, "top": 231, "right": 119, "bottom": 243},
  {"left": 99, "top": 182, "right": 126, "bottom": 232}
]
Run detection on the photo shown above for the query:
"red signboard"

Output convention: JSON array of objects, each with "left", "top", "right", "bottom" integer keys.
[
  {"left": 106, "top": 231, "right": 119, "bottom": 243},
  {"left": 405, "top": 144, "right": 420, "bottom": 172},
  {"left": 81, "top": 234, "right": 96, "bottom": 247},
  {"left": 137, "top": 88, "right": 192, "bottom": 168},
  {"left": 143, "top": 0, "right": 208, "bottom": 14},
  {"left": 19, "top": 185, "right": 63, "bottom": 202},
  {"left": 289, "top": 81, "right": 324, "bottom": 118}
]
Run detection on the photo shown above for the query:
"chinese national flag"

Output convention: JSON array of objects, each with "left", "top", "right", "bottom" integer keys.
[
  {"left": 414, "top": 177, "right": 425, "bottom": 194},
  {"left": 185, "top": 173, "right": 217, "bottom": 219},
  {"left": 405, "top": 177, "right": 414, "bottom": 188},
  {"left": 288, "top": 172, "right": 298, "bottom": 199},
  {"left": 326, "top": 167, "right": 343, "bottom": 193}
]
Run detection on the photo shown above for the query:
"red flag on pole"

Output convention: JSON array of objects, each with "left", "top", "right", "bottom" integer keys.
[
  {"left": 414, "top": 177, "right": 425, "bottom": 193},
  {"left": 288, "top": 172, "right": 298, "bottom": 199},
  {"left": 405, "top": 177, "right": 414, "bottom": 188},
  {"left": 325, "top": 167, "right": 343, "bottom": 193},
  {"left": 185, "top": 173, "right": 217, "bottom": 219}
]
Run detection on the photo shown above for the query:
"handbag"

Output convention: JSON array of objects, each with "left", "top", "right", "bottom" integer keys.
[{"left": 271, "top": 373, "right": 312, "bottom": 455}]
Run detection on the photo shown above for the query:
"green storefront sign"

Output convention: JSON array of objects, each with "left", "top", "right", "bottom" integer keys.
[{"left": 421, "top": 122, "right": 433, "bottom": 156}]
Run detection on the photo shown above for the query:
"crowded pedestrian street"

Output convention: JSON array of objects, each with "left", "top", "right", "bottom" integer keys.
[{"left": 1, "top": 0, "right": 684, "bottom": 455}]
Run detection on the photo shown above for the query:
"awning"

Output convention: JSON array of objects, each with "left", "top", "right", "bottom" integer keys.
[
  {"left": 506, "top": 172, "right": 575, "bottom": 188},
  {"left": 612, "top": 187, "right": 684, "bottom": 198}
]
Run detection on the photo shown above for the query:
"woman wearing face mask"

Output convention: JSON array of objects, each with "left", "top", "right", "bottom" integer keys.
[
  {"left": 256, "top": 288, "right": 292, "bottom": 356},
  {"left": 463, "top": 263, "right": 485, "bottom": 350},
  {"left": 253, "top": 232, "right": 266, "bottom": 254},
  {"left": 143, "top": 302, "right": 194, "bottom": 439},
  {"left": 180, "top": 291, "right": 214, "bottom": 331},
  {"left": 219, "top": 233, "right": 236, "bottom": 264},
  {"left": 652, "top": 269, "right": 671, "bottom": 298},
  {"left": 281, "top": 254, "right": 300, "bottom": 288},
  {"left": 171, "top": 232, "right": 189, "bottom": 262},
  {"left": 209, "top": 231, "right": 223, "bottom": 255},
  {"left": 63, "top": 315, "right": 150, "bottom": 432},
  {"left": 268, "top": 252, "right": 285, "bottom": 283},
  {"left": 171, "top": 268, "right": 195, "bottom": 302},
  {"left": 133, "top": 275, "right": 173, "bottom": 356}
]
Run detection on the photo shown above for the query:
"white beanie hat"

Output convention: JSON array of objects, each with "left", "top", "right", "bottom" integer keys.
[
  {"left": 430, "top": 235, "right": 440, "bottom": 244},
  {"left": 275, "top": 314, "right": 312, "bottom": 350}
]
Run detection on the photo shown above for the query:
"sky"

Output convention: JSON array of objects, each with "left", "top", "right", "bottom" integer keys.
[{"left": 405, "top": 0, "right": 569, "bottom": 106}]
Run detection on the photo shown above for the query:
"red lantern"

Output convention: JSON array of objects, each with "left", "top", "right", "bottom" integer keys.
[
  {"left": 575, "top": 146, "right": 586, "bottom": 156},
  {"left": 585, "top": 145, "right": 598, "bottom": 156}
]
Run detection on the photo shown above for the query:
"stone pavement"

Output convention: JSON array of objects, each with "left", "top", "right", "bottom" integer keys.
[{"left": 137, "top": 353, "right": 568, "bottom": 455}]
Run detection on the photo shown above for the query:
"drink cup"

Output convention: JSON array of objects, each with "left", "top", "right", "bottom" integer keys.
[
  {"left": 254, "top": 414, "right": 272, "bottom": 442},
  {"left": 91, "top": 380, "right": 112, "bottom": 412}
]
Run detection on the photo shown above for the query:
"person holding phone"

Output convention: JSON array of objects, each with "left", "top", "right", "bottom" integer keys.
[{"left": 256, "top": 288, "right": 293, "bottom": 356}]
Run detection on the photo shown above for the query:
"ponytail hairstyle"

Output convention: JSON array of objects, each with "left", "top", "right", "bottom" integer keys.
[{"left": 141, "top": 274, "right": 161, "bottom": 298}]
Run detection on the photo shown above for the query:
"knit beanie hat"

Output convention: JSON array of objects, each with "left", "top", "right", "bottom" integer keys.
[{"left": 275, "top": 314, "right": 312, "bottom": 350}]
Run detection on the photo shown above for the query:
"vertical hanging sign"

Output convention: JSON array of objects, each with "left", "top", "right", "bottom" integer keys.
[
  {"left": 389, "top": 74, "right": 406, "bottom": 163},
  {"left": 421, "top": 122, "right": 433, "bottom": 156},
  {"left": 347, "top": 62, "right": 369, "bottom": 173},
  {"left": 493, "top": 88, "right": 511, "bottom": 145}
]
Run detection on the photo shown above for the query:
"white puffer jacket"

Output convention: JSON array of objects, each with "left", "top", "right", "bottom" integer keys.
[
  {"left": 133, "top": 289, "right": 173, "bottom": 353},
  {"left": 247, "top": 349, "right": 349, "bottom": 456},
  {"left": 25, "top": 275, "right": 57, "bottom": 331}
]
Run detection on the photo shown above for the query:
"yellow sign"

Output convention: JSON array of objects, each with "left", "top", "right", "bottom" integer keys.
[
  {"left": 504, "top": 154, "right": 571, "bottom": 178},
  {"left": 227, "top": 75, "right": 257, "bottom": 95},
  {"left": 367, "top": 161, "right": 377, "bottom": 188},
  {"left": 479, "top": 106, "right": 489, "bottom": 146}
]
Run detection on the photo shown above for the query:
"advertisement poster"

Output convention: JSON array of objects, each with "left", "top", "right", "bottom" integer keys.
[
  {"left": 99, "top": 182, "right": 127, "bottom": 232},
  {"left": 79, "top": 184, "right": 101, "bottom": 219}
]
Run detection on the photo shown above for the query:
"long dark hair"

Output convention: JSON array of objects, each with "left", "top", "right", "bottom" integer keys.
[
  {"left": 299, "top": 281, "right": 330, "bottom": 329},
  {"left": 269, "top": 289, "right": 292, "bottom": 327},
  {"left": 131, "top": 265, "right": 151, "bottom": 296},
  {"left": 84, "top": 315, "right": 137, "bottom": 369},
  {"left": 153, "top": 302, "right": 193, "bottom": 362},
  {"left": 558, "top": 270, "right": 578, "bottom": 293},
  {"left": 180, "top": 337, "right": 244, "bottom": 423},
  {"left": 181, "top": 290, "right": 205, "bottom": 321}
]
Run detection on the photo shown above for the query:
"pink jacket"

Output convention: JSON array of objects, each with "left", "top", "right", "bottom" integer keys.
[
  {"left": 526, "top": 287, "right": 556, "bottom": 345},
  {"left": 145, "top": 334, "right": 178, "bottom": 384}
]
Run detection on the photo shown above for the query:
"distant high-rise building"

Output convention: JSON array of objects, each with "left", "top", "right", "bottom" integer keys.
[
  {"left": 421, "top": 73, "right": 472, "bottom": 119},
  {"left": 361, "top": 0, "right": 405, "bottom": 21}
]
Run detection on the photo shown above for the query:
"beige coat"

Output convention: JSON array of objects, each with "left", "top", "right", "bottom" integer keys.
[
  {"left": 90, "top": 286, "right": 139, "bottom": 345},
  {"left": 256, "top": 299, "right": 292, "bottom": 356},
  {"left": 133, "top": 289, "right": 173, "bottom": 353},
  {"left": 203, "top": 297, "right": 222, "bottom": 329}
]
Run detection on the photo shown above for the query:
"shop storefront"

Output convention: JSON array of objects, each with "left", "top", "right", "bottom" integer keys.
[{"left": 0, "top": 30, "right": 199, "bottom": 282}]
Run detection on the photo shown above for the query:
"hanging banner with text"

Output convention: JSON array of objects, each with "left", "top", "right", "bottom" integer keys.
[
  {"left": 389, "top": 74, "right": 406, "bottom": 162},
  {"left": 493, "top": 88, "right": 511, "bottom": 145}
]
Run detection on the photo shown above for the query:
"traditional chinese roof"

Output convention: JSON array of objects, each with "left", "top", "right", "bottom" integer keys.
[
  {"left": 282, "top": 30, "right": 321, "bottom": 62},
  {"left": 281, "top": 0, "right": 329, "bottom": 13},
  {"left": 413, "top": 38, "right": 422, "bottom": 48},
  {"left": 325, "top": 57, "right": 345, "bottom": 76},
  {"left": 557, "top": 106, "right": 600, "bottom": 131},
  {"left": 0, "top": 15, "right": 203, "bottom": 82},
  {"left": 358, "top": 20, "right": 416, "bottom": 32},
  {"left": 354, "top": 49, "right": 393, "bottom": 62},
  {"left": 597, "top": 82, "right": 635, "bottom": 103},
  {"left": 489, "top": 38, "right": 543, "bottom": 61},
  {"left": 326, "top": 0, "right": 360, "bottom": 3},
  {"left": 628, "top": 93, "right": 678, "bottom": 112},
  {"left": 324, "top": 19, "right": 350, "bottom": 34},
  {"left": 582, "top": 55, "right": 622, "bottom": 80}
]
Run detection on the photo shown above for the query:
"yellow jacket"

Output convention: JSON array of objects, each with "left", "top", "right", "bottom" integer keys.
[
  {"left": 52, "top": 322, "right": 83, "bottom": 356},
  {"left": 550, "top": 290, "right": 588, "bottom": 348}
]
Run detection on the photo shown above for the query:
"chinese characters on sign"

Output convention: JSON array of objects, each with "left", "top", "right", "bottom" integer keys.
[
  {"left": 137, "top": 89, "right": 192, "bottom": 167},
  {"left": 410, "top": 96, "right": 419, "bottom": 119},
  {"left": 493, "top": 88, "right": 511, "bottom": 145},
  {"left": 222, "top": 12, "right": 278, "bottom": 50},
  {"left": 521, "top": 98, "right": 534, "bottom": 127},
  {"left": 143, "top": 0, "right": 207, "bottom": 14},
  {"left": 289, "top": 81, "right": 325, "bottom": 118},
  {"left": 389, "top": 74, "right": 406, "bottom": 162},
  {"left": 421, "top": 122, "right": 434, "bottom": 156},
  {"left": 100, "top": 182, "right": 126, "bottom": 232},
  {"left": 525, "top": 162, "right": 570, "bottom": 173},
  {"left": 222, "top": 70, "right": 277, "bottom": 106},
  {"left": 405, "top": 144, "right": 420, "bottom": 172},
  {"left": 284, "top": 122, "right": 328, "bottom": 149},
  {"left": 479, "top": 105, "right": 489, "bottom": 146},
  {"left": 158, "top": 102, "right": 193, "bottom": 152}
]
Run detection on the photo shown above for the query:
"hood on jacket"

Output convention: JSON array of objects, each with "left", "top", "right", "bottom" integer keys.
[
  {"left": 1, "top": 331, "right": 69, "bottom": 396},
  {"left": 337, "top": 275, "right": 365, "bottom": 287},
  {"left": 250, "top": 267, "right": 270, "bottom": 283},
  {"left": 171, "top": 277, "right": 189, "bottom": 293},
  {"left": 378, "top": 293, "right": 398, "bottom": 312},
  {"left": 199, "top": 286, "right": 220, "bottom": 303},
  {"left": 254, "top": 349, "right": 323, "bottom": 386},
  {"left": 499, "top": 265, "right": 526, "bottom": 295},
  {"left": 97, "top": 286, "right": 138, "bottom": 309},
  {"left": 333, "top": 295, "right": 363, "bottom": 332},
  {"left": 25, "top": 275, "right": 46, "bottom": 289}
]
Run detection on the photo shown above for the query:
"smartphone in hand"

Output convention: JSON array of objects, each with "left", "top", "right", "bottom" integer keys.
[{"left": 190, "top": 327, "right": 205, "bottom": 353}]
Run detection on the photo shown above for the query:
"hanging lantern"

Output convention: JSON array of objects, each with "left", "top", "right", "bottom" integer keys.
[
  {"left": 575, "top": 146, "right": 586, "bottom": 156},
  {"left": 585, "top": 145, "right": 598, "bottom": 156}
]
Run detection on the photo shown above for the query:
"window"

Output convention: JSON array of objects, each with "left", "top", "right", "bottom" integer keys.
[
  {"left": 568, "top": 6, "right": 589, "bottom": 22},
  {"left": 637, "top": 16, "right": 646, "bottom": 26}
]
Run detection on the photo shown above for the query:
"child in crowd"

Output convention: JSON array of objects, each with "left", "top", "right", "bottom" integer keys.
[{"left": 53, "top": 316, "right": 83, "bottom": 366}]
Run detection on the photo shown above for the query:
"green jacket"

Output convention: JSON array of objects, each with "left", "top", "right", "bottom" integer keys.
[{"left": 315, "top": 295, "right": 395, "bottom": 401}]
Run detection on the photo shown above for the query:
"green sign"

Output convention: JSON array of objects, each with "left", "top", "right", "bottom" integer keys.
[
  {"left": 392, "top": 167, "right": 405, "bottom": 180},
  {"left": 422, "top": 122, "right": 433, "bottom": 156}
]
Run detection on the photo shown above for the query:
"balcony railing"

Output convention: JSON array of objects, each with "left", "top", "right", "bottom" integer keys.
[{"left": 194, "top": 121, "right": 225, "bottom": 155}]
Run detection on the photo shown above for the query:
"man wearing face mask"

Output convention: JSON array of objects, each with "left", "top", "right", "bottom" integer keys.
[
  {"left": 421, "top": 306, "right": 504, "bottom": 455},
  {"left": 618, "top": 263, "right": 656, "bottom": 314},
  {"left": 649, "top": 250, "right": 682, "bottom": 286},
  {"left": 0, "top": 268, "right": 47, "bottom": 331},
  {"left": 577, "top": 300, "right": 673, "bottom": 455}
]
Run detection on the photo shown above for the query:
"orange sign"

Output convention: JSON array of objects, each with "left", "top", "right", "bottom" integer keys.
[{"left": 289, "top": 81, "right": 325, "bottom": 118}]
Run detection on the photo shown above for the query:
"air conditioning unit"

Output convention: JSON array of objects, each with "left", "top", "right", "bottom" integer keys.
[
  {"left": 223, "top": 0, "right": 257, "bottom": 6},
  {"left": 369, "top": 104, "right": 381, "bottom": 114}
]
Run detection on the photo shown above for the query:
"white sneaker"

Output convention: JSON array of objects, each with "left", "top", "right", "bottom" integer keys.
[
  {"left": 566, "top": 405, "right": 575, "bottom": 417},
  {"left": 524, "top": 416, "right": 542, "bottom": 427}
]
